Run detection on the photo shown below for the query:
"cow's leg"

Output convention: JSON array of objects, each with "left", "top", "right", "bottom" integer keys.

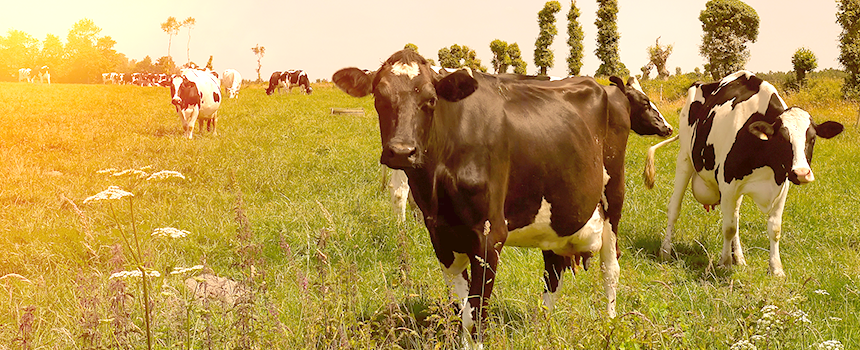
[
  {"left": 752, "top": 183, "right": 789, "bottom": 277},
  {"left": 718, "top": 195, "right": 743, "bottom": 267},
  {"left": 388, "top": 170, "right": 410, "bottom": 222},
  {"left": 662, "top": 155, "right": 694, "bottom": 260},
  {"left": 440, "top": 251, "right": 471, "bottom": 306},
  {"left": 599, "top": 215, "right": 619, "bottom": 318},
  {"left": 541, "top": 251, "right": 571, "bottom": 311},
  {"left": 210, "top": 113, "right": 218, "bottom": 136},
  {"left": 461, "top": 218, "right": 506, "bottom": 349}
]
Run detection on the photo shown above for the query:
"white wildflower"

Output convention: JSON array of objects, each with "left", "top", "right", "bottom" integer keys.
[
  {"left": 171, "top": 265, "right": 204, "bottom": 275},
  {"left": 109, "top": 269, "right": 160, "bottom": 280},
  {"left": 760, "top": 305, "right": 778, "bottom": 314},
  {"left": 729, "top": 340, "right": 757, "bottom": 350},
  {"left": 97, "top": 168, "right": 119, "bottom": 174},
  {"left": 83, "top": 186, "right": 134, "bottom": 204},
  {"left": 151, "top": 227, "right": 190, "bottom": 239},
  {"left": 829, "top": 317, "right": 842, "bottom": 322},
  {"left": 813, "top": 289, "right": 830, "bottom": 296},
  {"left": 112, "top": 169, "right": 148, "bottom": 178},
  {"left": 791, "top": 310, "right": 811, "bottom": 324},
  {"left": 814, "top": 340, "right": 844, "bottom": 350},
  {"left": 146, "top": 170, "right": 186, "bottom": 181}
]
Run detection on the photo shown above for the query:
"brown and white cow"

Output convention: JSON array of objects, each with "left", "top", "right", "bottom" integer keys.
[
  {"left": 18, "top": 68, "right": 33, "bottom": 83},
  {"left": 169, "top": 69, "right": 222, "bottom": 139},
  {"left": 644, "top": 70, "right": 843, "bottom": 276},
  {"left": 334, "top": 50, "right": 671, "bottom": 346},
  {"left": 37, "top": 66, "right": 50, "bottom": 84}
]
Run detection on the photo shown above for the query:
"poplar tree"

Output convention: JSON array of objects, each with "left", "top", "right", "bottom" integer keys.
[
  {"left": 567, "top": 1, "right": 584, "bottom": 76},
  {"left": 594, "top": 0, "right": 628, "bottom": 77},
  {"left": 534, "top": 1, "right": 561, "bottom": 76},
  {"left": 699, "top": 0, "right": 759, "bottom": 80}
]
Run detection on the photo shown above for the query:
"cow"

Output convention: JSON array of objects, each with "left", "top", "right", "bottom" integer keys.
[
  {"left": 169, "top": 68, "right": 222, "bottom": 139},
  {"left": 221, "top": 69, "right": 242, "bottom": 98},
  {"left": 38, "top": 66, "right": 51, "bottom": 84},
  {"left": 643, "top": 70, "right": 843, "bottom": 277},
  {"left": 18, "top": 68, "right": 33, "bottom": 83},
  {"left": 333, "top": 49, "right": 672, "bottom": 347},
  {"left": 266, "top": 70, "right": 313, "bottom": 95}
]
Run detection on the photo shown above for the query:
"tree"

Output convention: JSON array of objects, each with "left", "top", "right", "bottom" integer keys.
[
  {"left": 837, "top": 0, "right": 860, "bottom": 100},
  {"left": 699, "top": 0, "right": 759, "bottom": 80},
  {"left": 40, "top": 34, "right": 64, "bottom": 72},
  {"left": 647, "top": 37, "right": 673, "bottom": 80},
  {"left": 404, "top": 43, "right": 418, "bottom": 52},
  {"left": 65, "top": 19, "right": 105, "bottom": 83},
  {"left": 135, "top": 56, "right": 157, "bottom": 74},
  {"left": 508, "top": 43, "right": 528, "bottom": 74},
  {"left": 490, "top": 39, "right": 511, "bottom": 73},
  {"left": 161, "top": 17, "right": 181, "bottom": 60},
  {"left": 534, "top": 1, "right": 561, "bottom": 75},
  {"left": 791, "top": 47, "right": 817, "bottom": 86},
  {"left": 251, "top": 44, "right": 265, "bottom": 81},
  {"left": 181, "top": 17, "right": 196, "bottom": 65},
  {"left": 438, "top": 44, "right": 487, "bottom": 72},
  {"left": 0, "top": 29, "right": 39, "bottom": 79},
  {"left": 567, "top": 1, "right": 585, "bottom": 76},
  {"left": 205, "top": 55, "right": 214, "bottom": 70},
  {"left": 595, "top": 0, "right": 628, "bottom": 77},
  {"left": 156, "top": 56, "right": 177, "bottom": 75}
]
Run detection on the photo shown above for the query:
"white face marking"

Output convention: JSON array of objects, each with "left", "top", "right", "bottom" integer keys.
[
  {"left": 391, "top": 62, "right": 420, "bottom": 79},
  {"left": 780, "top": 109, "right": 814, "bottom": 176}
]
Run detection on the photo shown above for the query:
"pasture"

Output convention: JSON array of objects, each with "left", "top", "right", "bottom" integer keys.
[{"left": 1, "top": 75, "right": 859, "bottom": 349}]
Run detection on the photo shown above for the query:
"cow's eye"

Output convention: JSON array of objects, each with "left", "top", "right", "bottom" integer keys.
[{"left": 427, "top": 97, "right": 437, "bottom": 108}]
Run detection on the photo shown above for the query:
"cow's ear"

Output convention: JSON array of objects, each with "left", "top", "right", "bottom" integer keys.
[
  {"left": 627, "top": 76, "right": 643, "bottom": 92},
  {"left": 815, "top": 121, "right": 844, "bottom": 139},
  {"left": 436, "top": 69, "right": 478, "bottom": 102},
  {"left": 332, "top": 68, "right": 375, "bottom": 97},
  {"left": 749, "top": 121, "right": 775, "bottom": 141},
  {"left": 609, "top": 76, "right": 625, "bottom": 92}
]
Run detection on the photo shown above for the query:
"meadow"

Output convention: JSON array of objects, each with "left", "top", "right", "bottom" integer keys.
[{"left": 0, "top": 73, "right": 858, "bottom": 349}]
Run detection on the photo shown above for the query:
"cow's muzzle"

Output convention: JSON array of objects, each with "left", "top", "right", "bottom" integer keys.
[
  {"left": 790, "top": 168, "right": 815, "bottom": 185},
  {"left": 381, "top": 142, "right": 418, "bottom": 169}
]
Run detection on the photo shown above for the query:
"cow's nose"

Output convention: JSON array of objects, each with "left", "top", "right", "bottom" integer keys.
[
  {"left": 793, "top": 168, "right": 815, "bottom": 183},
  {"left": 390, "top": 143, "right": 417, "bottom": 159}
]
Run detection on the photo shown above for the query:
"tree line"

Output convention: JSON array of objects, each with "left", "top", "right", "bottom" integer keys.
[{"left": 0, "top": 17, "right": 202, "bottom": 84}]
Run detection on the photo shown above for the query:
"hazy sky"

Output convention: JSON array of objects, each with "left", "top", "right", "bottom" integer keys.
[{"left": 2, "top": 0, "right": 842, "bottom": 81}]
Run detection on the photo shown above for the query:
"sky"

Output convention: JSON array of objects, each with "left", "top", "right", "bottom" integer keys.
[{"left": 1, "top": 0, "right": 843, "bottom": 82}]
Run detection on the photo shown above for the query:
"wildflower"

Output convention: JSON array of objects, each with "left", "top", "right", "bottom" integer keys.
[
  {"left": 109, "top": 269, "right": 160, "bottom": 280},
  {"left": 97, "top": 168, "right": 119, "bottom": 174},
  {"left": 170, "top": 265, "right": 204, "bottom": 275},
  {"left": 790, "top": 310, "right": 811, "bottom": 324},
  {"left": 729, "top": 340, "right": 758, "bottom": 350},
  {"left": 813, "top": 289, "right": 830, "bottom": 296},
  {"left": 829, "top": 317, "right": 842, "bottom": 322},
  {"left": 146, "top": 170, "right": 186, "bottom": 181},
  {"left": 151, "top": 227, "right": 190, "bottom": 239},
  {"left": 814, "top": 340, "right": 844, "bottom": 350},
  {"left": 112, "top": 169, "right": 148, "bottom": 178},
  {"left": 83, "top": 186, "right": 134, "bottom": 204}
]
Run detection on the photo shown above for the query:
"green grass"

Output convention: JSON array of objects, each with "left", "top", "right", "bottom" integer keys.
[{"left": 0, "top": 76, "right": 858, "bottom": 349}]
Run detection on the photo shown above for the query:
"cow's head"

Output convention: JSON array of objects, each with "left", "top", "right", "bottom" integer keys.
[
  {"left": 333, "top": 50, "right": 478, "bottom": 169},
  {"left": 610, "top": 76, "right": 673, "bottom": 137},
  {"left": 748, "top": 108, "right": 843, "bottom": 185},
  {"left": 170, "top": 75, "right": 202, "bottom": 112}
]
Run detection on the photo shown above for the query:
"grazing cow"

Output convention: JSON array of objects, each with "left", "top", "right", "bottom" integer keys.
[
  {"left": 221, "top": 69, "right": 242, "bottom": 98},
  {"left": 169, "top": 69, "right": 222, "bottom": 139},
  {"left": 333, "top": 50, "right": 671, "bottom": 346},
  {"left": 643, "top": 71, "right": 843, "bottom": 276},
  {"left": 266, "top": 70, "right": 312, "bottom": 95},
  {"left": 18, "top": 68, "right": 33, "bottom": 83},
  {"left": 37, "top": 66, "right": 50, "bottom": 84}
]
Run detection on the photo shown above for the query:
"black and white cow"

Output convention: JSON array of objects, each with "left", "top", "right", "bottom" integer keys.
[
  {"left": 334, "top": 50, "right": 672, "bottom": 346},
  {"left": 37, "top": 66, "right": 51, "bottom": 84},
  {"left": 266, "top": 70, "right": 312, "bottom": 95},
  {"left": 18, "top": 68, "right": 33, "bottom": 83},
  {"left": 221, "top": 69, "right": 242, "bottom": 98},
  {"left": 644, "top": 70, "right": 843, "bottom": 276},
  {"left": 169, "top": 69, "right": 222, "bottom": 139}
]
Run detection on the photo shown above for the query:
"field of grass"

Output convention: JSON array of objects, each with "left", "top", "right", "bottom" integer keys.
[{"left": 0, "top": 74, "right": 858, "bottom": 349}]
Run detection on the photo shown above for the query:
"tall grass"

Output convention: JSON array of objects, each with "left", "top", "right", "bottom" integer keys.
[{"left": 0, "top": 75, "right": 857, "bottom": 349}]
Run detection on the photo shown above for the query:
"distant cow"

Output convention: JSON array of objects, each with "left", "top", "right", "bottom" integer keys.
[
  {"left": 333, "top": 50, "right": 672, "bottom": 346},
  {"left": 169, "top": 69, "right": 222, "bottom": 139},
  {"left": 221, "top": 69, "right": 242, "bottom": 98},
  {"left": 38, "top": 66, "right": 51, "bottom": 84},
  {"left": 18, "top": 68, "right": 33, "bottom": 83},
  {"left": 644, "top": 71, "right": 843, "bottom": 276},
  {"left": 266, "top": 70, "right": 312, "bottom": 95}
]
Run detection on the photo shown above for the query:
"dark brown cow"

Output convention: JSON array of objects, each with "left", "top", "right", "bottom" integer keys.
[{"left": 333, "top": 50, "right": 671, "bottom": 347}]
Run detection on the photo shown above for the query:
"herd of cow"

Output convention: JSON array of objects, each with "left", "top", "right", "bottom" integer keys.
[
  {"left": 332, "top": 50, "right": 844, "bottom": 348},
  {"left": 14, "top": 49, "right": 846, "bottom": 347},
  {"left": 17, "top": 66, "right": 51, "bottom": 84}
]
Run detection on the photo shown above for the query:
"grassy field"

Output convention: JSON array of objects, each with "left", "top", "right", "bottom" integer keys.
[{"left": 0, "top": 74, "right": 858, "bottom": 349}]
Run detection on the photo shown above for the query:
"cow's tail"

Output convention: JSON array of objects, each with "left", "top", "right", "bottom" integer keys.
[{"left": 644, "top": 135, "right": 680, "bottom": 189}]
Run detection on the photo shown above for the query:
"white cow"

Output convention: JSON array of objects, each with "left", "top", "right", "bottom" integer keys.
[
  {"left": 18, "top": 68, "right": 33, "bottom": 83},
  {"left": 169, "top": 69, "right": 222, "bottom": 139},
  {"left": 221, "top": 69, "right": 242, "bottom": 98}
]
